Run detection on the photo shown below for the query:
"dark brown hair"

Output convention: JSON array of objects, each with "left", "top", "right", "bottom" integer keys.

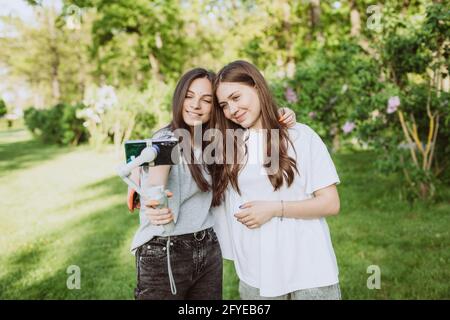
[
  {"left": 166, "top": 68, "right": 216, "bottom": 193},
  {"left": 211, "top": 60, "right": 298, "bottom": 206}
]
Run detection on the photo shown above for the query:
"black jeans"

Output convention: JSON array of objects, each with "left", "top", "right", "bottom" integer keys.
[{"left": 135, "top": 227, "right": 223, "bottom": 300}]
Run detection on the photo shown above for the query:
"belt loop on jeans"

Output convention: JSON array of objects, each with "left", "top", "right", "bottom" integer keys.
[{"left": 194, "top": 229, "right": 206, "bottom": 241}]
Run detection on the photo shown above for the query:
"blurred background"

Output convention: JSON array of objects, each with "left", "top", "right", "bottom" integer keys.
[{"left": 0, "top": 0, "right": 448, "bottom": 299}]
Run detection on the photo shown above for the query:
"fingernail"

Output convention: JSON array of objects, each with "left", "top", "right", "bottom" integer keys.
[{"left": 239, "top": 205, "right": 243, "bottom": 209}]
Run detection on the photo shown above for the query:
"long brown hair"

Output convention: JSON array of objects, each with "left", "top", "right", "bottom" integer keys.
[
  {"left": 211, "top": 60, "right": 298, "bottom": 206},
  {"left": 164, "top": 68, "right": 215, "bottom": 193}
]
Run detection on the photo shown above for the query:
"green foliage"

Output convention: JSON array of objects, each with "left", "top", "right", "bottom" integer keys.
[
  {"left": 383, "top": 33, "right": 432, "bottom": 86},
  {"left": 275, "top": 42, "right": 381, "bottom": 147},
  {"left": 77, "top": 81, "right": 171, "bottom": 150},
  {"left": 130, "top": 111, "right": 157, "bottom": 140},
  {"left": 2, "top": 0, "right": 448, "bottom": 198},
  {"left": 61, "top": 103, "right": 90, "bottom": 145},
  {"left": 0, "top": 5, "right": 96, "bottom": 108},
  {"left": 0, "top": 100, "right": 6, "bottom": 118},
  {"left": 71, "top": 0, "right": 188, "bottom": 85},
  {"left": 273, "top": 2, "right": 449, "bottom": 200},
  {"left": 378, "top": 3, "right": 449, "bottom": 198},
  {"left": 24, "top": 103, "right": 88, "bottom": 146}
]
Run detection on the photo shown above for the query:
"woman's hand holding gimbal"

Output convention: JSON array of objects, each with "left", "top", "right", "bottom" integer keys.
[{"left": 143, "top": 190, "right": 174, "bottom": 226}]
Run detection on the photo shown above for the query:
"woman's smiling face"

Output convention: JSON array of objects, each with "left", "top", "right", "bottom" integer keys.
[
  {"left": 182, "top": 77, "right": 213, "bottom": 126},
  {"left": 216, "top": 82, "right": 262, "bottom": 129}
]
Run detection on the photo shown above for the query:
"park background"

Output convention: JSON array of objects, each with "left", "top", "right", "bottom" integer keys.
[{"left": 0, "top": 0, "right": 449, "bottom": 299}]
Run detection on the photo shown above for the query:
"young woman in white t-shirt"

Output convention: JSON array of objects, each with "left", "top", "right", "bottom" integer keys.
[{"left": 211, "top": 60, "right": 342, "bottom": 299}]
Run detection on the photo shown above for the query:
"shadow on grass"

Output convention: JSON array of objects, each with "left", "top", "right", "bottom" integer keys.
[
  {"left": 0, "top": 242, "right": 48, "bottom": 298},
  {"left": 51, "top": 176, "right": 128, "bottom": 215},
  {"left": 81, "top": 176, "right": 128, "bottom": 199},
  {"left": 0, "top": 135, "right": 72, "bottom": 174},
  {"left": 0, "top": 128, "right": 26, "bottom": 135},
  {"left": 0, "top": 173, "right": 241, "bottom": 299},
  {"left": 0, "top": 169, "right": 137, "bottom": 299},
  {"left": 0, "top": 202, "right": 137, "bottom": 299}
]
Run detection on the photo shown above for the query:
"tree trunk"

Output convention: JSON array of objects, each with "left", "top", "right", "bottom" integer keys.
[
  {"left": 47, "top": 9, "right": 60, "bottom": 104},
  {"left": 350, "top": 0, "right": 361, "bottom": 37},
  {"left": 51, "top": 61, "right": 60, "bottom": 103},
  {"left": 74, "top": 31, "right": 86, "bottom": 102},
  {"left": 148, "top": 53, "right": 164, "bottom": 81},
  {"left": 332, "top": 124, "right": 340, "bottom": 152},
  {"left": 309, "top": 0, "right": 324, "bottom": 43},
  {"left": 282, "top": 1, "right": 295, "bottom": 78},
  {"left": 402, "top": 0, "right": 410, "bottom": 15}
]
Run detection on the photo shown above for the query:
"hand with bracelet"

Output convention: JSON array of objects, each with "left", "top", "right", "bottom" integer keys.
[
  {"left": 234, "top": 201, "right": 284, "bottom": 229},
  {"left": 234, "top": 185, "right": 339, "bottom": 229}
]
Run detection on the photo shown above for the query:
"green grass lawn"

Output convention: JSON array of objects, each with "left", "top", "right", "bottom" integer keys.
[{"left": 0, "top": 125, "right": 449, "bottom": 299}]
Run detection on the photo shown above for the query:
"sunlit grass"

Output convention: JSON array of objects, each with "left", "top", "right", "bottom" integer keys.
[{"left": 0, "top": 125, "right": 448, "bottom": 299}]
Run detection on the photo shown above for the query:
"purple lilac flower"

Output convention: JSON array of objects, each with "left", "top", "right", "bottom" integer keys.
[
  {"left": 285, "top": 87, "right": 298, "bottom": 104},
  {"left": 342, "top": 121, "right": 356, "bottom": 134},
  {"left": 387, "top": 96, "right": 400, "bottom": 114}
]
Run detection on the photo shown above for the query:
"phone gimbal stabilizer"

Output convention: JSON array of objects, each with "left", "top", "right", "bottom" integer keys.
[{"left": 116, "top": 137, "right": 180, "bottom": 232}]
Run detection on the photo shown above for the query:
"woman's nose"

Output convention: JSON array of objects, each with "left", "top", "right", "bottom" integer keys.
[
  {"left": 190, "top": 98, "right": 201, "bottom": 110},
  {"left": 229, "top": 103, "right": 238, "bottom": 114}
]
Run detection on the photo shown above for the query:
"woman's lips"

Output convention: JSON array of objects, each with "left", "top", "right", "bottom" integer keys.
[
  {"left": 234, "top": 112, "right": 247, "bottom": 123},
  {"left": 186, "top": 110, "right": 202, "bottom": 118}
]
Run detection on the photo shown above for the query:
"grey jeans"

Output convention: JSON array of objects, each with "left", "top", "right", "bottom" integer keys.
[
  {"left": 239, "top": 281, "right": 342, "bottom": 300},
  {"left": 135, "top": 227, "right": 223, "bottom": 300}
]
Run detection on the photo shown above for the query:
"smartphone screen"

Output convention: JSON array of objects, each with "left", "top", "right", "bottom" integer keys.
[{"left": 124, "top": 137, "right": 180, "bottom": 166}]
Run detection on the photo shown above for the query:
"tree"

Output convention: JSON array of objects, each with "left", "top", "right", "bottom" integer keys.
[
  {"left": 71, "top": 0, "right": 189, "bottom": 86},
  {"left": 354, "top": 1, "right": 449, "bottom": 200},
  {"left": 0, "top": 4, "right": 95, "bottom": 107}
]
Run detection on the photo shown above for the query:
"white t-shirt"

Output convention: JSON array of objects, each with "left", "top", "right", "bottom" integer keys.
[{"left": 213, "top": 123, "right": 341, "bottom": 297}]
